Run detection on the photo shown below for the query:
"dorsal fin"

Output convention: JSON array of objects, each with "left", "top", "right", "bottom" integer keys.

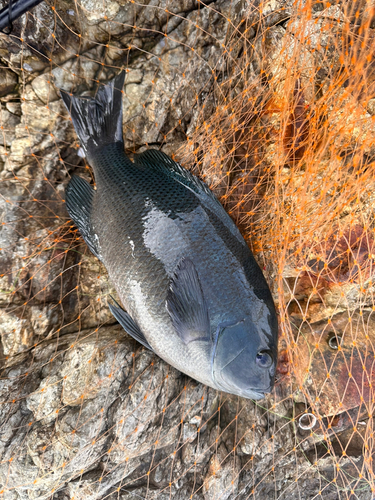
[
  {"left": 134, "top": 149, "right": 222, "bottom": 207},
  {"left": 134, "top": 149, "right": 244, "bottom": 243}
]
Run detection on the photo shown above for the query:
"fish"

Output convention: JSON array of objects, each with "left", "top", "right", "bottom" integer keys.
[{"left": 60, "top": 71, "right": 278, "bottom": 400}]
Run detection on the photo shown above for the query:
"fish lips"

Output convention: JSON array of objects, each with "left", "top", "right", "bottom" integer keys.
[{"left": 211, "top": 319, "right": 277, "bottom": 400}]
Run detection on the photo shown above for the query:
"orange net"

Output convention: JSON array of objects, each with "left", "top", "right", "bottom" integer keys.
[{"left": 0, "top": 0, "right": 375, "bottom": 498}]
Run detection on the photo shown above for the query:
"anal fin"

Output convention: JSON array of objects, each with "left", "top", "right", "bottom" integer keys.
[
  {"left": 108, "top": 297, "right": 153, "bottom": 351},
  {"left": 65, "top": 176, "right": 101, "bottom": 260}
]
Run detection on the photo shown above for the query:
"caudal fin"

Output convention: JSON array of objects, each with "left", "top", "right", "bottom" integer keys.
[{"left": 60, "top": 71, "right": 125, "bottom": 158}]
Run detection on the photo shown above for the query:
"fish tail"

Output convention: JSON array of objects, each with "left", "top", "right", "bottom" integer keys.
[{"left": 60, "top": 71, "right": 125, "bottom": 158}]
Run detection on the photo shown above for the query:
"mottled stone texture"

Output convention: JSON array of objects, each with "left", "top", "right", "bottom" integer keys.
[{"left": 0, "top": 0, "right": 372, "bottom": 499}]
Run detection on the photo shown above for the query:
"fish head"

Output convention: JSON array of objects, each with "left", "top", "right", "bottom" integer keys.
[{"left": 211, "top": 316, "right": 278, "bottom": 400}]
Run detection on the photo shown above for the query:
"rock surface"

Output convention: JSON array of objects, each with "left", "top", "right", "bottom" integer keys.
[{"left": 0, "top": 0, "right": 374, "bottom": 499}]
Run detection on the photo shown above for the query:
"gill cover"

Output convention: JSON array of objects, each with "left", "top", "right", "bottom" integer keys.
[{"left": 212, "top": 318, "right": 277, "bottom": 400}]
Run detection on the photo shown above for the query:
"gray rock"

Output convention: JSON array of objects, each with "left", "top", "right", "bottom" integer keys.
[
  {"left": 0, "top": 69, "right": 17, "bottom": 97},
  {"left": 0, "top": 0, "right": 371, "bottom": 498},
  {"left": 31, "top": 74, "right": 59, "bottom": 104},
  {"left": 203, "top": 443, "right": 240, "bottom": 500}
]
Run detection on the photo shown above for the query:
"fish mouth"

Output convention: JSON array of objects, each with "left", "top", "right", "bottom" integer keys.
[
  {"left": 210, "top": 319, "right": 275, "bottom": 400},
  {"left": 212, "top": 355, "right": 273, "bottom": 400},
  {"left": 216, "top": 379, "right": 271, "bottom": 400}
]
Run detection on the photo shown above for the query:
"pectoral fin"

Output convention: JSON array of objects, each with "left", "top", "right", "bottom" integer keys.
[
  {"left": 166, "top": 258, "right": 210, "bottom": 344},
  {"left": 109, "top": 297, "right": 153, "bottom": 351}
]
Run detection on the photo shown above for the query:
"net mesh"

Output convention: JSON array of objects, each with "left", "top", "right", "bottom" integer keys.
[{"left": 0, "top": 0, "right": 374, "bottom": 498}]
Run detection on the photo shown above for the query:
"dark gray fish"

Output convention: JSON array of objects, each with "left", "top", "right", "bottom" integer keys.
[{"left": 60, "top": 72, "right": 278, "bottom": 400}]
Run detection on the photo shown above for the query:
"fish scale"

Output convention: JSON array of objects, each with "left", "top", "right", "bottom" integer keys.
[{"left": 61, "top": 71, "right": 278, "bottom": 399}]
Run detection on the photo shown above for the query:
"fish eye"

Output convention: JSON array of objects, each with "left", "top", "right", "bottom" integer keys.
[
  {"left": 256, "top": 351, "right": 273, "bottom": 368},
  {"left": 327, "top": 332, "right": 342, "bottom": 350}
]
